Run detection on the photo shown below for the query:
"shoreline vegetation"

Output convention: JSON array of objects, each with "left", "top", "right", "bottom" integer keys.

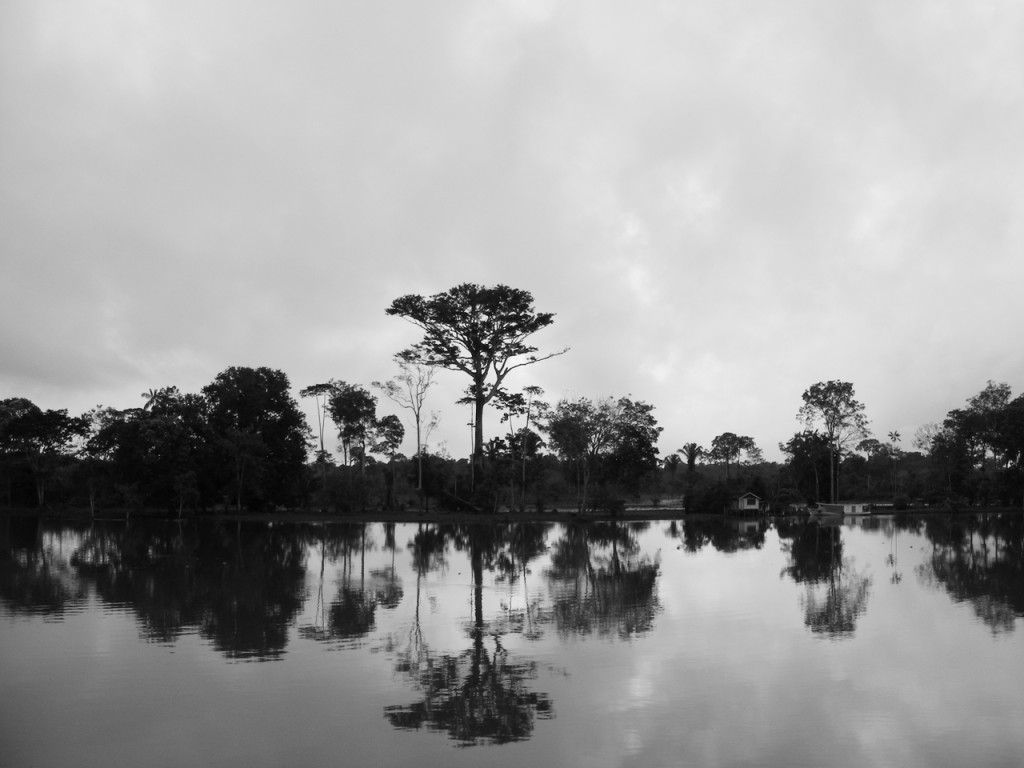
[
  {"left": 3, "top": 286, "right": 1023, "bottom": 519},
  {"left": 4, "top": 503, "right": 1022, "bottom": 526}
]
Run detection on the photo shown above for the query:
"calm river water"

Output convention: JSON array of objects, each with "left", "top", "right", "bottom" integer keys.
[{"left": 2, "top": 514, "right": 1023, "bottom": 768}]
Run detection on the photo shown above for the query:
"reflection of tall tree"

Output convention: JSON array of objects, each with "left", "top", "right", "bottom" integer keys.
[
  {"left": 863, "top": 516, "right": 921, "bottom": 586},
  {"left": 801, "top": 568, "right": 871, "bottom": 638},
  {"left": 326, "top": 524, "right": 376, "bottom": 641},
  {"left": 671, "top": 518, "right": 766, "bottom": 554},
  {"left": 491, "top": 522, "right": 549, "bottom": 583},
  {"left": 546, "top": 521, "right": 660, "bottom": 639},
  {"left": 408, "top": 523, "right": 450, "bottom": 575},
  {"left": 300, "top": 523, "right": 403, "bottom": 646},
  {"left": 385, "top": 525, "right": 553, "bottom": 746},
  {"left": 386, "top": 523, "right": 451, "bottom": 685},
  {"left": 780, "top": 521, "right": 871, "bottom": 638},
  {"left": 493, "top": 523, "right": 550, "bottom": 641},
  {"left": 918, "top": 514, "right": 1024, "bottom": 633},
  {"left": 778, "top": 520, "right": 843, "bottom": 584}
]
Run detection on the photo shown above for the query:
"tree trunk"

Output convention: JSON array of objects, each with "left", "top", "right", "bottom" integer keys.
[
  {"left": 473, "top": 397, "right": 485, "bottom": 471},
  {"left": 415, "top": 418, "right": 423, "bottom": 491},
  {"left": 235, "top": 455, "right": 245, "bottom": 514},
  {"left": 830, "top": 446, "right": 837, "bottom": 503}
]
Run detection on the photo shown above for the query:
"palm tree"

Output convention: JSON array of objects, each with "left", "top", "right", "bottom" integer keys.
[
  {"left": 662, "top": 453, "right": 682, "bottom": 496},
  {"left": 887, "top": 430, "right": 901, "bottom": 497},
  {"left": 678, "top": 443, "right": 703, "bottom": 513},
  {"left": 141, "top": 388, "right": 160, "bottom": 411}
]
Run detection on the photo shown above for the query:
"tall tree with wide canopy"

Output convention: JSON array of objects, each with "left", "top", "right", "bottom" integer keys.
[
  {"left": 386, "top": 284, "right": 566, "bottom": 471},
  {"left": 797, "top": 380, "right": 870, "bottom": 503}
]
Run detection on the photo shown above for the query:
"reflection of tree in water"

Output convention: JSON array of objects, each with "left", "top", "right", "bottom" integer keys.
[
  {"left": 545, "top": 521, "right": 660, "bottom": 639},
  {"left": 779, "top": 521, "right": 871, "bottom": 639},
  {"left": 3, "top": 519, "right": 309, "bottom": 660},
  {"left": 300, "top": 523, "right": 403, "bottom": 647},
  {"left": 384, "top": 524, "right": 553, "bottom": 747},
  {"left": 0, "top": 518, "right": 87, "bottom": 616},
  {"left": 198, "top": 521, "right": 307, "bottom": 660},
  {"left": 917, "top": 514, "right": 1024, "bottom": 634},
  {"left": 490, "top": 522, "right": 550, "bottom": 641},
  {"left": 670, "top": 518, "right": 766, "bottom": 554},
  {"left": 71, "top": 520, "right": 201, "bottom": 643},
  {"left": 382, "top": 523, "right": 448, "bottom": 676}
]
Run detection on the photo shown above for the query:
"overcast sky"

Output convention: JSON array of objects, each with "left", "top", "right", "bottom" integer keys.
[{"left": 3, "top": 0, "right": 1023, "bottom": 461}]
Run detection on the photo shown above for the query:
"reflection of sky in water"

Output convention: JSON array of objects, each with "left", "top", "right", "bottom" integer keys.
[{"left": 1, "top": 519, "right": 1023, "bottom": 767}]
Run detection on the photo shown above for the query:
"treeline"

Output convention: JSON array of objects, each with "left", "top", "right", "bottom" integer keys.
[
  {"left": 0, "top": 367, "right": 669, "bottom": 515},
  {"left": 776, "top": 380, "right": 1024, "bottom": 510},
  {"left": 2, "top": 279, "right": 1023, "bottom": 515},
  {"left": 2, "top": 371, "right": 1023, "bottom": 516}
]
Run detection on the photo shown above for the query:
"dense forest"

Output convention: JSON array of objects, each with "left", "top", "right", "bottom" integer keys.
[{"left": 2, "top": 284, "right": 1023, "bottom": 516}]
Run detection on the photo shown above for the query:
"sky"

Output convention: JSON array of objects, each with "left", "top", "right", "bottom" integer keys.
[{"left": 2, "top": 0, "right": 1023, "bottom": 462}]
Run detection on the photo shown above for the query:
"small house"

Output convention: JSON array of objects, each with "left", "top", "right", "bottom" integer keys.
[{"left": 730, "top": 492, "right": 763, "bottom": 515}]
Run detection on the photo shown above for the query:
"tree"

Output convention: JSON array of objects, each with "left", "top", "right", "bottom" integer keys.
[
  {"left": 678, "top": 443, "right": 704, "bottom": 513},
  {"left": 373, "top": 352, "right": 437, "bottom": 494},
  {"left": 85, "top": 392, "right": 210, "bottom": 516},
  {"left": 543, "top": 396, "right": 661, "bottom": 511},
  {"left": 913, "top": 423, "right": 941, "bottom": 454},
  {"left": 202, "top": 367, "right": 310, "bottom": 512},
  {"left": 780, "top": 431, "right": 831, "bottom": 503},
  {"left": 493, "top": 385, "right": 548, "bottom": 512},
  {"left": 928, "top": 382, "right": 1016, "bottom": 504},
  {"left": 886, "top": 430, "right": 902, "bottom": 497},
  {"left": 856, "top": 438, "right": 884, "bottom": 497},
  {"left": 992, "top": 394, "right": 1024, "bottom": 508},
  {"left": 514, "top": 386, "right": 547, "bottom": 511},
  {"left": 141, "top": 388, "right": 160, "bottom": 411},
  {"left": 299, "top": 382, "right": 337, "bottom": 490},
  {"left": 708, "top": 432, "right": 760, "bottom": 484},
  {"left": 662, "top": 454, "right": 682, "bottom": 493},
  {"left": 605, "top": 397, "right": 662, "bottom": 493},
  {"left": 327, "top": 382, "right": 377, "bottom": 473},
  {"left": 543, "top": 397, "right": 619, "bottom": 512},
  {"left": 797, "top": 381, "right": 870, "bottom": 503},
  {"left": 662, "top": 454, "right": 682, "bottom": 473},
  {"left": 966, "top": 381, "right": 1012, "bottom": 473},
  {"left": 0, "top": 399, "right": 87, "bottom": 507},
  {"left": 372, "top": 414, "right": 405, "bottom": 509},
  {"left": 386, "top": 284, "right": 567, "bottom": 472}
]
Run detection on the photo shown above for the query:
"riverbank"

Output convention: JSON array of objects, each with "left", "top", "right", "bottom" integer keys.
[{"left": 3, "top": 503, "right": 1022, "bottom": 526}]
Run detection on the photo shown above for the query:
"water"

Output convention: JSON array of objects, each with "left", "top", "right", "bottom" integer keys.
[{"left": 2, "top": 515, "right": 1023, "bottom": 768}]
